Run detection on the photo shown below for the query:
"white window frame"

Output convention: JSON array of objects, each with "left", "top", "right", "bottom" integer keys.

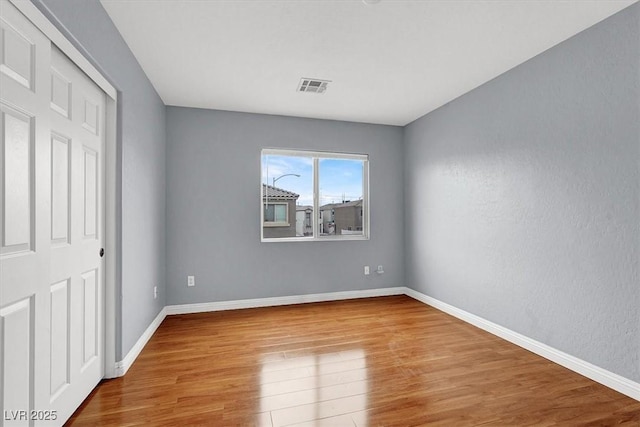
[{"left": 261, "top": 148, "right": 370, "bottom": 242}]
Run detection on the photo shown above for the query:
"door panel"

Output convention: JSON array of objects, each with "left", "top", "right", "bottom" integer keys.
[
  {"left": 0, "top": 14, "right": 34, "bottom": 90},
  {"left": 82, "top": 148, "right": 97, "bottom": 239},
  {"left": 0, "top": 105, "right": 32, "bottom": 254},
  {"left": 1, "top": 1, "right": 106, "bottom": 424},
  {"left": 1, "top": 4, "right": 51, "bottom": 425},
  {"left": 50, "top": 133, "right": 70, "bottom": 245},
  {"left": 50, "top": 69, "right": 70, "bottom": 119},
  {"left": 0, "top": 297, "right": 33, "bottom": 427},
  {"left": 47, "top": 43, "right": 105, "bottom": 423},
  {"left": 49, "top": 279, "right": 70, "bottom": 401},
  {"left": 80, "top": 269, "right": 98, "bottom": 366}
]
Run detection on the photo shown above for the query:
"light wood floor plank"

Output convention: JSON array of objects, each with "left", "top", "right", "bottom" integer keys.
[{"left": 67, "top": 296, "right": 640, "bottom": 426}]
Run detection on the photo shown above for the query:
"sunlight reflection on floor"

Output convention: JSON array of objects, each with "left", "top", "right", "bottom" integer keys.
[{"left": 259, "top": 349, "right": 369, "bottom": 426}]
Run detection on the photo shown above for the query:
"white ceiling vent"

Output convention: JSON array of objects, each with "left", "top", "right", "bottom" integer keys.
[{"left": 298, "top": 78, "right": 330, "bottom": 94}]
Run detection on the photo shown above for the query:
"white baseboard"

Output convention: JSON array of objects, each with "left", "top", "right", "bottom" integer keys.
[
  {"left": 114, "top": 307, "right": 167, "bottom": 377},
  {"left": 404, "top": 287, "right": 640, "bottom": 401},
  {"left": 165, "top": 287, "right": 406, "bottom": 315}
]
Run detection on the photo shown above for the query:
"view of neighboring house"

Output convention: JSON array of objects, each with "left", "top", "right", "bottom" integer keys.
[
  {"left": 263, "top": 186, "right": 363, "bottom": 238},
  {"left": 296, "top": 205, "right": 313, "bottom": 237},
  {"left": 319, "top": 199, "right": 363, "bottom": 235},
  {"left": 262, "top": 184, "right": 299, "bottom": 238}
]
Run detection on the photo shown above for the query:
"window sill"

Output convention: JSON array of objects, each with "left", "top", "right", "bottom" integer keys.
[
  {"left": 261, "top": 235, "right": 369, "bottom": 243},
  {"left": 263, "top": 222, "right": 290, "bottom": 227}
]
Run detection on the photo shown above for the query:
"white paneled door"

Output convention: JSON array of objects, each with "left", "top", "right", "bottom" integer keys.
[{"left": 1, "top": 1, "right": 106, "bottom": 425}]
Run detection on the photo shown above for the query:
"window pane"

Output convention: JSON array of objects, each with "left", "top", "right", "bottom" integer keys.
[
  {"left": 262, "top": 154, "right": 313, "bottom": 239},
  {"left": 264, "top": 205, "right": 275, "bottom": 222},
  {"left": 318, "top": 158, "right": 364, "bottom": 236},
  {"left": 274, "top": 205, "right": 286, "bottom": 222},
  {"left": 264, "top": 204, "right": 287, "bottom": 222}
]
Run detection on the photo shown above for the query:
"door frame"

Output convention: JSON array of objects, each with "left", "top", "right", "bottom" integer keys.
[{"left": 9, "top": 0, "right": 120, "bottom": 378}]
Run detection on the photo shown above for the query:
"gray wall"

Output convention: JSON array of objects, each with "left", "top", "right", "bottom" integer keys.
[
  {"left": 404, "top": 4, "right": 639, "bottom": 382},
  {"left": 33, "top": 0, "right": 167, "bottom": 359},
  {"left": 166, "top": 108, "right": 404, "bottom": 304}
]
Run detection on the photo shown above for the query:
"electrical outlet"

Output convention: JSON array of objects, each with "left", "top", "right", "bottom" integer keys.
[
  {"left": 187, "top": 275, "right": 195, "bottom": 287},
  {"left": 376, "top": 265, "right": 384, "bottom": 274},
  {"left": 364, "top": 266, "right": 370, "bottom": 275},
  {"left": 153, "top": 286, "right": 158, "bottom": 299}
]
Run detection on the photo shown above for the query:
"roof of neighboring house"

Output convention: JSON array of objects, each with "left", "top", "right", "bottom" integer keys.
[
  {"left": 320, "top": 199, "right": 363, "bottom": 210},
  {"left": 296, "top": 205, "right": 313, "bottom": 212},
  {"left": 263, "top": 184, "right": 299, "bottom": 200}
]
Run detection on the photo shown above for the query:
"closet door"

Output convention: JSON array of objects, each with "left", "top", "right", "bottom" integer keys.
[{"left": 1, "top": 1, "right": 106, "bottom": 424}]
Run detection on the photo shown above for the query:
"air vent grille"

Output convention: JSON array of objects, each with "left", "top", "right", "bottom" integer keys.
[{"left": 298, "top": 78, "right": 330, "bottom": 94}]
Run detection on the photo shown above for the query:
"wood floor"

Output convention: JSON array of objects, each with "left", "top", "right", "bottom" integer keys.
[{"left": 67, "top": 296, "right": 640, "bottom": 426}]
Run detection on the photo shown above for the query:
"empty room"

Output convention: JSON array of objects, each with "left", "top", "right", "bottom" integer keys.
[{"left": 0, "top": 0, "right": 638, "bottom": 425}]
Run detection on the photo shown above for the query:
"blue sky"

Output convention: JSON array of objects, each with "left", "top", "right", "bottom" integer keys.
[{"left": 262, "top": 155, "right": 363, "bottom": 206}]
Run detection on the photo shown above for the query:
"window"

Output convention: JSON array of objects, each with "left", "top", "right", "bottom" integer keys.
[
  {"left": 264, "top": 203, "right": 288, "bottom": 224},
  {"left": 261, "top": 149, "right": 369, "bottom": 242}
]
